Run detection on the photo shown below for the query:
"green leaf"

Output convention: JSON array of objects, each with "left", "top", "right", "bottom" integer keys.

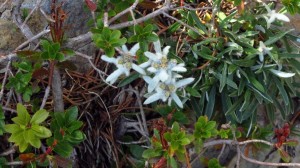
[
  {"left": 31, "top": 125, "right": 52, "bottom": 138},
  {"left": 247, "top": 84, "right": 273, "bottom": 103},
  {"left": 52, "top": 43, "right": 61, "bottom": 53},
  {"left": 205, "top": 121, "right": 216, "bottom": 130},
  {"left": 117, "top": 73, "right": 140, "bottom": 87},
  {"left": 69, "top": 130, "right": 85, "bottom": 143},
  {"left": 143, "top": 24, "right": 153, "bottom": 32},
  {"left": 283, "top": 140, "right": 298, "bottom": 147},
  {"left": 41, "top": 52, "right": 49, "bottom": 59},
  {"left": 40, "top": 40, "right": 50, "bottom": 51},
  {"left": 55, "top": 52, "right": 65, "bottom": 61},
  {"left": 30, "top": 109, "right": 49, "bottom": 124},
  {"left": 24, "top": 130, "right": 41, "bottom": 148},
  {"left": 65, "top": 106, "right": 78, "bottom": 123},
  {"left": 172, "top": 111, "right": 189, "bottom": 124},
  {"left": 104, "top": 47, "right": 115, "bottom": 57},
  {"left": 110, "top": 30, "right": 121, "bottom": 40},
  {"left": 232, "top": 59, "right": 256, "bottom": 67},
  {"left": 8, "top": 129, "right": 24, "bottom": 143},
  {"left": 142, "top": 148, "right": 162, "bottom": 158},
  {"left": 54, "top": 112, "right": 65, "bottom": 127},
  {"left": 264, "top": 29, "right": 293, "bottom": 45},
  {"left": 164, "top": 132, "right": 172, "bottom": 141},
  {"left": 204, "top": 86, "right": 216, "bottom": 119},
  {"left": 208, "top": 158, "right": 223, "bottom": 168},
  {"left": 172, "top": 122, "right": 180, "bottom": 133},
  {"left": 129, "top": 145, "right": 145, "bottom": 159},
  {"left": 193, "top": 46, "right": 217, "bottom": 61},
  {"left": 189, "top": 11, "right": 207, "bottom": 34},
  {"left": 54, "top": 141, "right": 73, "bottom": 157},
  {"left": 180, "top": 138, "right": 191, "bottom": 145},
  {"left": 169, "top": 157, "right": 178, "bottom": 168},
  {"left": 4, "top": 124, "right": 22, "bottom": 133},
  {"left": 112, "top": 37, "right": 127, "bottom": 47},
  {"left": 14, "top": 104, "right": 30, "bottom": 125},
  {"left": 186, "top": 87, "right": 201, "bottom": 98},
  {"left": 219, "top": 63, "right": 227, "bottom": 92},
  {"left": 19, "top": 139, "right": 29, "bottom": 152},
  {"left": 225, "top": 97, "right": 243, "bottom": 116},
  {"left": 146, "top": 34, "right": 159, "bottom": 42},
  {"left": 279, "top": 53, "right": 300, "bottom": 59},
  {"left": 278, "top": 149, "right": 290, "bottom": 163},
  {"left": 273, "top": 77, "right": 289, "bottom": 105},
  {"left": 214, "top": 73, "right": 238, "bottom": 89},
  {"left": 18, "top": 62, "right": 32, "bottom": 72},
  {"left": 66, "top": 121, "right": 83, "bottom": 134}
]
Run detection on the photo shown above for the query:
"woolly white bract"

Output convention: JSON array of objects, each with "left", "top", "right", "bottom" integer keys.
[
  {"left": 257, "top": 41, "right": 272, "bottom": 62},
  {"left": 101, "top": 43, "right": 145, "bottom": 84},
  {"left": 263, "top": 3, "right": 290, "bottom": 28}
]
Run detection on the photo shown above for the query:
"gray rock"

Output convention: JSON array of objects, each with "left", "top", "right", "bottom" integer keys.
[
  {"left": 22, "top": 0, "right": 92, "bottom": 38},
  {"left": 0, "top": 19, "right": 25, "bottom": 54}
]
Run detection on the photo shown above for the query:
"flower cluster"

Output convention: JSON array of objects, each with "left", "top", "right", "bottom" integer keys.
[
  {"left": 101, "top": 40, "right": 194, "bottom": 108},
  {"left": 141, "top": 40, "right": 194, "bottom": 108}
]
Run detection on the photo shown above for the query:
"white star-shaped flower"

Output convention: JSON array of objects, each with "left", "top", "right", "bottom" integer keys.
[
  {"left": 264, "top": 3, "right": 290, "bottom": 28},
  {"left": 143, "top": 78, "right": 194, "bottom": 108},
  {"left": 101, "top": 43, "right": 145, "bottom": 84},
  {"left": 257, "top": 41, "right": 272, "bottom": 62},
  {"left": 140, "top": 40, "right": 187, "bottom": 92},
  {"left": 139, "top": 40, "right": 170, "bottom": 68}
]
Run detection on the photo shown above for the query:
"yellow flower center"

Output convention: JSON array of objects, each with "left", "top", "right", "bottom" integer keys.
[{"left": 117, "top": 53, "right": 133, "bottom": 69}]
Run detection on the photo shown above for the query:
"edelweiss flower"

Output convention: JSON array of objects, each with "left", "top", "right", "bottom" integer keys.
[
  {"left": 140, "top": 40, "right": 187, "bottom": 92},
  {"left": 101, "top": 43, "right": 145, "bottom": 84},
  {"left": 264, "top": 3, "right": 290, "bottom": 28},
  {"left": 257, "top": 41, "right": 272, "bottom": 62},
  {"left": 143, "top": 78, "right": 194, "bottom": 108}
]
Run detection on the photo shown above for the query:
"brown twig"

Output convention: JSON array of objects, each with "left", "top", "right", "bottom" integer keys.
[{"left": 0, "top": 59, "right": 11, "bottom": 101}]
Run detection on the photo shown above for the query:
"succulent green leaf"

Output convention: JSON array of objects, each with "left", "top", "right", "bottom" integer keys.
[
  {"left": 54, "top": 112, "right": 65, "bottom": 127},
  {"left": 164, "top": 132, "right": 172, "bottom": 142},
  {"left": 180, "top": 138, "right": 191, "bottom": 145},
  {"left": 67, "top": 121, "right": 83, "bottom": 134},
  {"left": 65, "top": 106, "right": 78, "bottom": 123},
  {"left": 24, "top": 129, "right": 41, "bottom": 148},
  {"left": 110, "top": 30, "right": 121, "bottom": 40},
  {"left": 8, "top": 130, "right": 24, "bottom": 143},
  {"left": 55, "top": 52, "right": 65, "bottom": 61},
  {"left": 18, "top": 139, "right": 29, "bottom": 152},
  {"left": 169, "top": 157, "right": 178, "bottom": 168},
  {"left": 142, "top": 148, "right": 162, "bottom": 159},
  {"left": 172, "top": 122, "right": 180, "bottom": 133},
  {"left": 30, "top": 109, "right": 49, "bottom": 124},
  {"left": 40, "top": 40, "right": 50, "bottom": 51},
  {"left": 31, "top": 125, "right": 52, "bottom": 138},
  {"left": 53, "top": 141, "right": 73, "bottom": 157},
  {"left": 117, "top": 73, "right": 140, "bottom": 87},
  {"left": 13, "top": 104, "right": 30, "bottom": 125},
  {"left": 4, "top": 124, "right": 22, "bottom": 133}
]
